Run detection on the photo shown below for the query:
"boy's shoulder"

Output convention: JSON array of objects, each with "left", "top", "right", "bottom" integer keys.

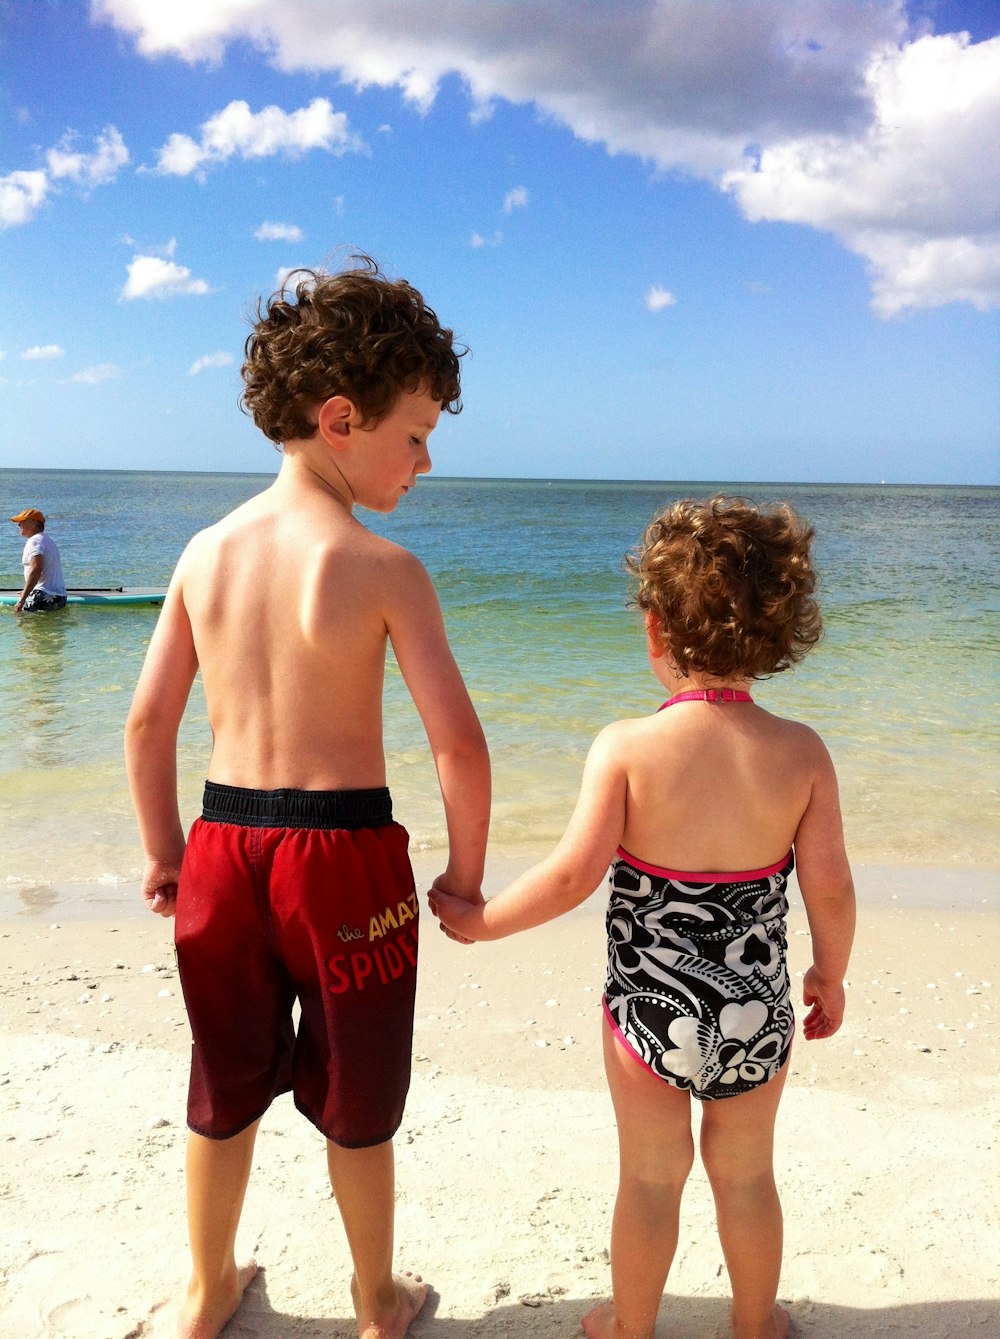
[{"left": 175, "top": 498, "right": 434, "bottom": 607}]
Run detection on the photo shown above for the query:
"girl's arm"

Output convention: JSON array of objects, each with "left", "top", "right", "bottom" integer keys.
[
  {"left": 793, "top": 737, "right": 856, "bottom": 1039},
  {"left": 430, "top": 723, "right": 628, "bottom": 941}
]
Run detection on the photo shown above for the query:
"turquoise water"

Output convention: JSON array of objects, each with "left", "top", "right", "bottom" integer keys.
[{"left": 1, "top": 469, "right": 998, "bottom": 896}]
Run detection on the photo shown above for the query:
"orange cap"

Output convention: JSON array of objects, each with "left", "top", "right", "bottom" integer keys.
[{"left": 10, "top": 509, "right": 45, "bottom": 524}]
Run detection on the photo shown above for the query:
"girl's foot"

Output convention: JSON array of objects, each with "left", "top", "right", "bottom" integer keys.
[
  {"left": 353, "top": 1270, "right": 428, "bottom": 1339},
  {"left": 733, "top": 1303, "right": 792, "bottom": 1339},
  {"left": 178, "top": 1261, "right": 258, "bottom": 1339},
  {"left": 581, "top": 1299, "right": 652, "bottom": 1339}
]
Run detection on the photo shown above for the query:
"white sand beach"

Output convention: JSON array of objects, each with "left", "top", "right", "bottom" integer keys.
[{"left": 1, "top": 859, "right": 997, "bottom": 1339}]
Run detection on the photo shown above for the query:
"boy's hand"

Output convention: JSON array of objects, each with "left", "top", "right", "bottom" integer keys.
[
  {"left": 801, "top": 965, "right": 845, "bottom": 1039},
  {"left": 141, "top": 858, "right": 182, "bottom": 918},
  {"left": 428, "top": 876, "right": 486, "bottom": 944}
]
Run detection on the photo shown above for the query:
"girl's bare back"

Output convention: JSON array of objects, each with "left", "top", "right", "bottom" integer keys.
[{"left": 616, "top": 696, "right": 827, "bottom": 873}]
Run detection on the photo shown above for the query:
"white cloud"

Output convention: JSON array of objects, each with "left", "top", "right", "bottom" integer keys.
[
  {"left": 121, "top": 250, "right": 210, "bottom": 300},
  {"left": 503, "top": 185, "right": 529, "bottom": 213},
  {"left": 859, "top": 232, "right": 1000, "bottom": 318},
  {"left": 254, "top": 221, "right": 304, "bottom": 242},
  {"left": 470, "top": 230, "right": 502, "bottom": 248},
  {"left": 645, "top": 286, "right": 677, "bottom": 312},
  {"left": 0, "top": 170, "right": 50, "bottom": 228},
  {"left": 72, "top": 363, "right": 122, "bottom": 385},
  {"left": 93, "top": 1, "right": 1000, "bottom": 315},
  {"left": 1, "top": 126, "right": 127, "bottom": 229},
  {"left": 189, "top": 351, "right": 234, "bottom": 375},
  {"left": 153, "top": 98, "right": 366, "bottom": 175},
  {"left": 46, "top": 127, "right": 129, "bottom": 189},
  {"left": 21, "top": 344, "right": 65, "bottom": 360},
  {"left": 722, "top": 32, "right": 1000, "bottom": 316}
]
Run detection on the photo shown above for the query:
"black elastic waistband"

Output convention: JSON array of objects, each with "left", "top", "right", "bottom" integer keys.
[{"left": 201, "top": 781, "right": 393, "bottom": 830}]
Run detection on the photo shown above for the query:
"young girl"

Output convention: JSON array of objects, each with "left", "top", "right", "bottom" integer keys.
[{"left": 430, "top": 497, "right": 855, "bottom": 1339}]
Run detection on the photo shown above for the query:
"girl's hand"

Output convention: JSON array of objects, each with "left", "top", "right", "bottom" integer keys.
[
  {"left": 428, "top": 883, "right": 489, "bottom": 944},
  {"left": 802, "top": 965, "right": 846, "bottom": 1039}
]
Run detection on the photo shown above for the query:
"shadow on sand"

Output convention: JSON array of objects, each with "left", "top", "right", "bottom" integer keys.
[{"left": 226, "top": 1275, "right": 999, "bottom": 1337}]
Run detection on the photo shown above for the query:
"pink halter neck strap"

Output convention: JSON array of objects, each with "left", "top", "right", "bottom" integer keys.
[{"left": 659, "top": 688, "right": 754, "bottom": 710}]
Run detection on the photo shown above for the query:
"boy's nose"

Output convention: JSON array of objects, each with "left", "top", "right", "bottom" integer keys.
[{"left": 416, "top": 445, "right": 432, "bottom": 474}]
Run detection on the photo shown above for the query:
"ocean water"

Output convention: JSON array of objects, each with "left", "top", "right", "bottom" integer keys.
[{"left": 1, "top": 469, "right": 998, "bottom": 904}]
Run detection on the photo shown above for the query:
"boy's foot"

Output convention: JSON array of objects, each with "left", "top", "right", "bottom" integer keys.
[
  {"left": 178, "top": 1262, "right": 258, "bottom": 1339},
  {"left": 352, "top": 1271, "right": 428, "bottom": 1339},
  {"left": 581, "top": 1299, "right": 651, "bottom": 1339}
]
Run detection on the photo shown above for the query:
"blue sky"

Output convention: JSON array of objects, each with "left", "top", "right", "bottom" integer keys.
[{"left": 1, "top": 0, "right": 997, "bottom": 483}]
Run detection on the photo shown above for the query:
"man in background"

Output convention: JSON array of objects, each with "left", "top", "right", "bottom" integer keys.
[{"left": 10, "top": 509, "right": 67, "bottom": 613}]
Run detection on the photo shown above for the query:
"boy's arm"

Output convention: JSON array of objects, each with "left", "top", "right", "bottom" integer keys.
[
  {"left": 793, "top": 735, "right": 856, "bottom": 1040},
  {"left": 124, "top": 569, "right": 199, "bottom": 918},
  {"left": 385, "top": 553, "right": 491, "bottom": 900},
  {"left": 430, "top": 724, "right": 628, "bottom": 941}
]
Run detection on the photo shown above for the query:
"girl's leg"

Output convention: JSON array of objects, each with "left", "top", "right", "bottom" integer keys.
[
  {"left": 699, "top": 1062, "right": 790, "bottom": 1339},
  {"left": 326, "top": 1138, "right": 428, "bottom": 1339},
  {"left": 583, "top": 1018, "right": 695, "bottom": 1339},
  {"left": 181, "top": 1120, "right": 261, "bottom": 1338}
]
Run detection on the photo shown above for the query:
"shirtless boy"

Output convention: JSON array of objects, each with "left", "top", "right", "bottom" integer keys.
[{"left": 125, "top": 257, "right": 490, "bottom": 1339}]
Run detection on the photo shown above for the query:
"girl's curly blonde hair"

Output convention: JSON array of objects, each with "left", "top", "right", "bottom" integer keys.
[{"left": 625, "top": 496, "right": 822, "bottom": 679}]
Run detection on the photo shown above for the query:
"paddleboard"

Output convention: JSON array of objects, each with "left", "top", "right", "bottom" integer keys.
[{"left": 0, "top": 587, "right": 167, "bottom": 607}]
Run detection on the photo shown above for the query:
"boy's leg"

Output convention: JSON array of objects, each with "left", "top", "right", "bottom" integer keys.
[
  {"left": 181, "top": 1121, "right": 260, "bottom": 1339},
  {"left": 326, "top": 1137, "right": 428, "bottom": 1339},
  {"left": 583, "top": 1019, "right": 695, "bottom": 1339},
  {"left": 699, "top": 1063, "right": 790, "bottom": 1339}
]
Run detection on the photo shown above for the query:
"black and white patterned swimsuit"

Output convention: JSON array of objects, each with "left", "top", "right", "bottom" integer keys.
[
  {"left": 602, "top": 688, "right": 794, "bottom": 1101},
  {"left": 603, "top": 848, "right": 795, "bottom": 1100}
]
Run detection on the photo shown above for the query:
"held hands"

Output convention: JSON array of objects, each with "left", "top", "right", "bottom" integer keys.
[
  {"left": 802, "top": 965, "right": 846, "bottom": 1040},
  {"left": 427, "top": 874, "right": 487, "bottom": 945},
  {"left": 141, "top": 857, "right": 183, "bottom": 918}
]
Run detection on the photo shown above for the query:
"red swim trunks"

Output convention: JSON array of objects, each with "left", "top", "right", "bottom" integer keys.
[{"left": 175, "top": 783, "right": 418, "bottom": 1147}]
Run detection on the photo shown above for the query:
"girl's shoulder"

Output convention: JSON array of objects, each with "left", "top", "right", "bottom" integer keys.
[
  {"left": 753, "top": 709, "right": 836, "bottom": 777},
  {"left": 758, "top": 707, "right": 829, "bottom": 748}
]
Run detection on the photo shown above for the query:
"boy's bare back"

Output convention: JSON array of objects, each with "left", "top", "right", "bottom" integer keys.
[{"left": 175, "top": 482, "right": 431, "bottom": 792}]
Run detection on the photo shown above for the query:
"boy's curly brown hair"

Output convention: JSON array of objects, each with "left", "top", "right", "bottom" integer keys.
[
  {"left": 625, "top": 496, "right": 822, "bottom": 679},
  {"left": 240, "top": 255, "right": 464, "bottom": 444}
]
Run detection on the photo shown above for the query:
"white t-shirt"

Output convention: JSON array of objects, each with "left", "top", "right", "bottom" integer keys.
[{"left": 22, "top": 532, "right": 67, "bottom": 597}]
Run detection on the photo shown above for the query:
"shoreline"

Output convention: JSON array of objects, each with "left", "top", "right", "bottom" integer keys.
[
  {"left": 1, "top": 889, "right": 997, "bottom": 1337},
  {"left": 3, "top": 851, "right": 997, "bottom": 924}
]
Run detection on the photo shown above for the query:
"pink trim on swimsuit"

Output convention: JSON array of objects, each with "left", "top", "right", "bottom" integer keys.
[
  {"left": 659, "top": 688, "right": 753, "bottom": 708},
  {"left": 615, "top": 845, "right": 794, "bottom": 884},
  {"left": 602, "top": 996, "right": 664, "bottom": 1080}
]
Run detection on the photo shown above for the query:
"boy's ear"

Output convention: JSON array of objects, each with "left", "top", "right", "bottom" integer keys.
[{"left": 316, "top": 395, "right": 356, "bottom": 447}]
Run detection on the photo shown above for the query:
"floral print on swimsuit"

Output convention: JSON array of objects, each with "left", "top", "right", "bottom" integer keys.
[{"left": 603, "top": 849, "right": 795, "bottom": 1100}]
